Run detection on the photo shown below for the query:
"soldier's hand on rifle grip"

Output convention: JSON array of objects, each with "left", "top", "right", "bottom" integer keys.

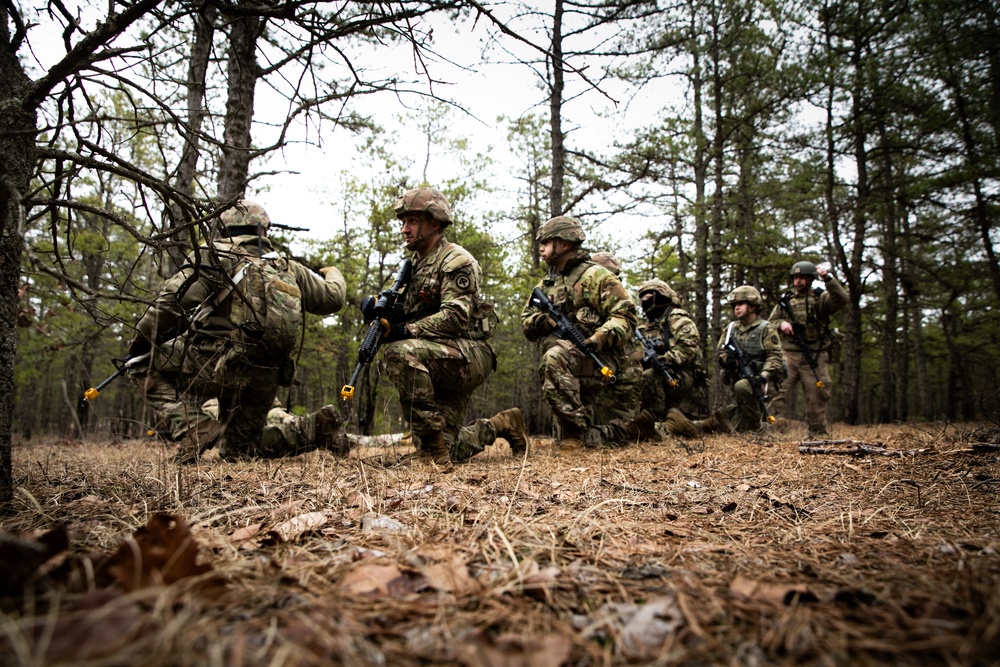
[
  {"left": 530, "top": 313, "right": 556, "bottom": 336},
  {"left": 359, "top": 295, "right": 377, "bottom": 323},
  {"left": 384, "top": 321, "right": 409, "bottom": 343},
  {"left": 584, "top": 330, "right": 608, "bottom": 353}
]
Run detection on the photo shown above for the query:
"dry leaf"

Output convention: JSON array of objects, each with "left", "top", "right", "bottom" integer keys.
[
  {"left": 619, "top": 595, "right": 684, "bottom": 660},
  {"left": 0, "top": 525, "right": 68, "bottom": 594},
  {"left": 101, "top": 514, "right": 213, "bottom": 592},
  {"left": 730, "top": 574, "right": 821, "bottom": 604},
  {"left": 270, "top": 512, "right": 327, "bottom": 543},
  {"left": 424, "top": 557, "right": 477, "bottom": 594},
  {"left": 458, "top": 633, "right": 571, "bottom": 667},
  {"left": 230, "top": 523, "right": 262, "bottom": 544},
  {"left": 338, "top": 563, "right": 422, "bottom": 597}
]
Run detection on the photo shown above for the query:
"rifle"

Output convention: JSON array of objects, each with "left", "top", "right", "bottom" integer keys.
[
  {"left": 82, "top": 352, "right": 151, "bottom": 403},
  {"left": 529, "top": 287, "right": 616, "bottom": 383},
  {"left": 635, "top": 328, "right": 678, "bottom": 387},
  {"left": 722, "top": 321, "right": 775, "bottom": 424},
  {"left": 341, "top": 259, "right": 413, "bottom": 400},
  {"left": 777, "top": 295, "right": 824, "bottom": 389}
]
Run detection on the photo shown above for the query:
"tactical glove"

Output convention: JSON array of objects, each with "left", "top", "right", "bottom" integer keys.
[
  {"left": 384, "top": 321, "right": 410, "bottom": 343},
  {"left": 359, "top": 295, "right": 377, "bottom": 323},
  {"left": 529, "top": 313, "right": 557, "bottom": 336},
  {"left": 584, "top": 330, "right": 609, "bottom": 353}
]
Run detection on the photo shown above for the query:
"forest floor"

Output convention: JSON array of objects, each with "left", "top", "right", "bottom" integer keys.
[{"left": 2, "top": 421, "right": 999, "bottom": 666}]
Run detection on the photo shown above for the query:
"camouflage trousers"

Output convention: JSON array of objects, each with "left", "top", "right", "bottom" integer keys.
[
  {"left": 724, "top": 378, "right": 775, "bottom": 432},
  {"left": 136, "top": 340, "right": 319, "bottom": 459},
  {"left": 383, "top": 337, "right": 498, "bottom": 461},
  {"left": 639, "top": 366, "right": 708, "bottom": 420},
  {"left": 539, "top": 340, "right": 642, "bottom": 434},
  {"left": 769, "top": 349, "right": 833, "bottom": 436}
]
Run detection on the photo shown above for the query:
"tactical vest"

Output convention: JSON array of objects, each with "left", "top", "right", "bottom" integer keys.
[
  {"left": 541, "top": 260, "right": 604, "bottom": 338},
  {"left": 782, "top": 289, "right": 826, "bottom": 343},
  {"left": 735, "top": 321, "right": 767, "bottom": 375}
]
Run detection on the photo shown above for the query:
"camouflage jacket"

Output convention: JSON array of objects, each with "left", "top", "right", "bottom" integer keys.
[
  {"left": 520, "top": 250, "right": 638, "bottom": 359},
  {"left": 401, "top": 235, "right": 496, "bottom": 342},
  {"left": 716, "top": 317, "right": 786, "bottom": 382},
  {"left": 130, "top": 235, "right": 345, "bottom": 354},
  {"left": 636, "top": 307, "right": 705, "bottom": 373},
  {"left": 767, "top": 277, "right": 848, "bottom": 352}
]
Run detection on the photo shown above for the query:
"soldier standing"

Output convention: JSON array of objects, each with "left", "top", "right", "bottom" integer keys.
[
  {"left": 767, "top": 261, "right": 848, "bottom": 437},
  {"left": 635, "top": 279, "right": 708, "bottom": 420},
  {"left": 519, "top": 216, "right": 651, "bottom": 451},
  {"left": 380, "top": 187, "right": 527, "bottom": 465},
  {"left": 129, "top": 200, "right": 349, "bottom": 462}
]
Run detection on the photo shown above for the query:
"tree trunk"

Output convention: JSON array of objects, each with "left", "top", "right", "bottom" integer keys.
[
  {"left": 167, "top": 5, "right": 216, "bottom": 269},
  {"left": 218, "top": 12, "right": 264, "bottom": 201},
  {"left": 0, "top": 12, "right": 38, "bottom": 503},
  {"left": 548, "top": 0, "right": 565, "bottom": 218}
]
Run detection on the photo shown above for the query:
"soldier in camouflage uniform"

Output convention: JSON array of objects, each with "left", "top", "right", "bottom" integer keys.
[
  {"left": 378, "top": 187, "right": 528, "bottom": 465},
  {"left": 665, "top": 286, "right": 785, "bottom": 437},
  {"left": 635, "top": 280, "right": 708, "bottom": 420},
  {"left": 129, "top": 200, "right": 349, "bottom": 462},
  {"left": 767, "top": 261, "right": 848, "bottom": 437},
  {"left": 520, "top": 216, "right": 652, "bottom": 451}
]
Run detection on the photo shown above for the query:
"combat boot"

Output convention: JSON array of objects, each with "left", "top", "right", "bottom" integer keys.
[
  {"left": 695, "top": 408, "right": 732, "bottom": 435},
  {"left": 489, "top": 408, "right": 529, "bottom": 455},
  {"left": 419, "top": 431, "right": 452, "bottom": 465},
  {"left": 617, "top": 410, "right": 658, "bottom": 442},
  {"left": 558, "top": 423, "right": 586, "bottom": 453},
  {"left": 173, "top": 419, "right": 223, "bottom": 464},
  {"left": 314, "top": 405, "right": 350, "bottom": 457},
  {"left": 665, "top": 408, "right": 700, "bottom": 439}
]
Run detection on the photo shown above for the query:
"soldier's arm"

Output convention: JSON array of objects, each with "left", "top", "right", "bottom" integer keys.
[
  {"left": 591, "top": 272, "right": 638, "bottom": 349},
  {"left": 767, "top": 303, "right": 789, "bottom": 329},
  {"left": 291, "top": 262, "right": 345, "bottom": 316},
  {"left": 405, "top": 253, "right": 475, "bottom": 339},
  {"left": 662, "top": 315, "right": 700, "bottom": 368},
  {"left": 820, "top": 275, "right": 849, "bottom": 316},
  {"left": 760, "top": 323, "right": 787, "bottom": 382}
]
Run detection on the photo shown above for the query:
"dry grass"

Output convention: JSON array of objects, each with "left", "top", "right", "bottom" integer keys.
[{"left": 2, "top": 421, "right": 999, "bottom": 666}]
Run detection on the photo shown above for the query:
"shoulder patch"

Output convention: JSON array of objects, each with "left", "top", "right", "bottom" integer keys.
[
  {"left": 453, "top": 271, "right": 473, "bottom": 292},
  {"left": 442, "top": 244, "right": 474, "bottom": 273}
]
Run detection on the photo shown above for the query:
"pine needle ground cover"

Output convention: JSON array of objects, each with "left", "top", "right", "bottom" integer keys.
[{"left": 2, "top": 423, "right": 998, "bottom": 666}]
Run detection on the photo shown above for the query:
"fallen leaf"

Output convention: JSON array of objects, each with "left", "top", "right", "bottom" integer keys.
[
  {"left": 0, "top": 525, "right": 68, "bottom": 595},
  {"left": 270, "top": 512, "right": 327, "bottom": 543},
  {"left": 423, "top": 557, "right": 477, "bottom": 594},
  {"left": 619, "top": 595, "right": 685, "bottom": 661},
  {"left": 458, "top": 632, "right": 571, "bottom": 667},
  {"left": 730, "top": 574, "right": 821, "bottom": 605},
  {"left": 100, "top": 514, "right": 213, "bottom": 592}
]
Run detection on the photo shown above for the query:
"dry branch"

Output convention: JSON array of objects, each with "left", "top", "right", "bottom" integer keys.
[{"left": 798, "top": 439, "right": 931, "bottom": 456}]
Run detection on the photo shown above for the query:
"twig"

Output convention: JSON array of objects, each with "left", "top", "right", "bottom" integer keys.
[{"left": 799, "top": 440, "right": 930, "bottom": 456}]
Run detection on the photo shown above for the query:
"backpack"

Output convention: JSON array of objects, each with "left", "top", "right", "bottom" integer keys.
[{"left": 225, "top": 250, "right": 303, "bottom": 359}]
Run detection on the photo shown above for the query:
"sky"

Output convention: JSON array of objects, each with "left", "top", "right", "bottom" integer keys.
[{"left": 247, "top": 7, "right": 673, "bottom": 260}]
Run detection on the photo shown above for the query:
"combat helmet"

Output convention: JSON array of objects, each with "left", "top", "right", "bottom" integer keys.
[
  {"left": 220, "top": 200, "right": 271, "bottom": 233},
  {"left": 536, "top": 215, "right": 585, "bottom": 244},
  {"left": 727, "top": 285, "right": 764, "bottom": 309},
  {"left": 790, "top": 261, "right": 818, "bottom": 281},
  {"left": 638, "top": 279, "right": 681, "bottom": 307},
  {"left": 394, "top": 187, "right": 453, "bottom": 227}
]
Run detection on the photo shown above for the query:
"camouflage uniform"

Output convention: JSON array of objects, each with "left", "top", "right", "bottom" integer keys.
[
  {"left": 520, "top": 219, "right": 642, "bottom": 446},
  {"left": 382, "top": 188, "right": 507, "bottom": 463},
  {"left": 767, "top": 262, "right": 848, "bottom": 437},
  {"left": 636, "top": 280, "right": 708, "bottom": 419},
  {"left": 129, "top": 201, "right": 347, "bottom": 461},
  {"left": 716, "top": 316, "right": 786, "bottom": 433}
]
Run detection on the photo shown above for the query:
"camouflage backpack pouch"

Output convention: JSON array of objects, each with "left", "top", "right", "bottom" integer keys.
[{"left": 228, "top": 251, "right": 303, "bottom": 360}]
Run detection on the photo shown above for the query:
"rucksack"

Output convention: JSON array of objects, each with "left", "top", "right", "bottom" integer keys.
[{"left": 224, "top": 249, "right": 303, "bottom": 359}]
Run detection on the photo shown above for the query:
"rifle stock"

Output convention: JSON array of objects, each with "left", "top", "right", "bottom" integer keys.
[
  {"left": 635, "top": 328, "right": 678, "bottom": 387},
  {"left": 723, "top": 322, "right": 775, "bottom": 424},
  {"left": 341, "top": 259, "right": 413, "bottom": 400},
  {"left": 529, "top": 287, "right": 616, "bottom": 383}
]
